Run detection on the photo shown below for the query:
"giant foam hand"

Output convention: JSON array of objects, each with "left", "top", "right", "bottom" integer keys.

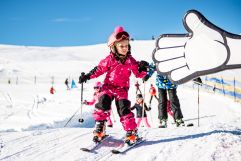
[{"left": 153, "top": 10, "right": 241, "bottom": 84}]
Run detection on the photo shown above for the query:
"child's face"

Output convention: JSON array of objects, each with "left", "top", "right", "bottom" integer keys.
[
  {"left": 136, "top": 97, "right": 143, "bottom": 103},
  {"left": 115, "top": 40, "right": 129, "bottom": 56},
  {"left": 94, "top": 87, "right": 101, "bottom": 92}
]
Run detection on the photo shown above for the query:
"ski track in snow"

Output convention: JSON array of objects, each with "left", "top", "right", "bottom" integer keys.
[{"left": 1, "top": 91, "right": 241, "bottom": 161}]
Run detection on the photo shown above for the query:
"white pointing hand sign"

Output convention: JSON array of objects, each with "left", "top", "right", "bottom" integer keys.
[{"left": 152, "top": 10, "right": 241, "bottom": 84}]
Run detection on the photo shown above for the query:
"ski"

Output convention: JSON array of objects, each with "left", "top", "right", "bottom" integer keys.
[
  {"left": 186, "top": 123, "right": 194, "bottom": 127},
  {"left": 171, "top": 122, "right": 194, "bottom": 127},
  {"left": 80, "top": 135, "right": 109, "bottom": 152},
  {"left": 159, "top": 122, "right": 194, "bottom": 128},
  {"left": 111, "top": 137, "right": 145, "bottom": 154},
  {"left": 158, "top": 125, "right": 167, "bottom": 128}
]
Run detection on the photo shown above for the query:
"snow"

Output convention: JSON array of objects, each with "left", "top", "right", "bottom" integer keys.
[{"left": 0, "top": 41, "right": 241, "bottom": 161}]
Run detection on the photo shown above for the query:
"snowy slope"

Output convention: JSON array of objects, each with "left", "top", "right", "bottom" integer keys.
[{"left": 0, "top": 41, "right": 241, "bottom": 161}]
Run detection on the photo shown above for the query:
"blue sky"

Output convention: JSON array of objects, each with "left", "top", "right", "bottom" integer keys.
[{"left": 0, "top": 0, "right": 241, "bottom": 46}]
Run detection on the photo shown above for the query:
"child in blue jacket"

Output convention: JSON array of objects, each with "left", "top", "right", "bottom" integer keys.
[{"left": 143, "top": 62, "right": 184, "bottom": 128}]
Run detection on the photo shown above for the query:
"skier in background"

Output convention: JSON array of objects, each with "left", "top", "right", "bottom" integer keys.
[
  {"left": 50, "top": 86, "right": 56, "bottom": 94},
  {"left": 135, "top": 81, "right": 142, "bottom": 94},
  {"left": 143, "top": 62, "right": 184, "bottom": 128},
  {"left": 149, "top": 84, "right": 158, "bottom": 106},
  {"left": 131, "top": 94, "right": 151, "bottom": 128},
  {"left": 65, "top": 78, "right": 70, "bottom": 90}
]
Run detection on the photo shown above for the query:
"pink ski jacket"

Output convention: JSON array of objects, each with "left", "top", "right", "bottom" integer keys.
[{"left": 90, "top": 53, "right": 146, "bottom": 88}]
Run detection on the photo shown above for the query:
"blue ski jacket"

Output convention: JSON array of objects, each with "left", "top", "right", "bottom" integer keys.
[{"left": 148, "top": 62, "right": 177, "bottom": 89}]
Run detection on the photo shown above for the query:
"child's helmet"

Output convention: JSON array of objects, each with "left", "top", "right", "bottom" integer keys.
[
  {"left": 107, "top": 26, "right": 130, "bottom": 47},
  {"left": 94, "top": 82, "right": 102, "bottom": 88}
]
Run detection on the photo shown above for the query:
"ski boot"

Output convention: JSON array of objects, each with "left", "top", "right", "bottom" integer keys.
[
  {"left": 124, "top": 129, "right": 140, "bottom": 146},
  {"left": 93, "top": 121, "right": 106, "bottom": 143},
  {"left": 158, "top": 119, "right": 167, "bottom": 128},
  {"left": 176, "top": 119, "right": 185, "bottom": 127}
]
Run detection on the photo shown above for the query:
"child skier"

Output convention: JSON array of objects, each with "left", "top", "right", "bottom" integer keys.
[
  {"left": 79, "top": 26, "right": 149, "bottom": 145},
  {"left": 83, "top": 82, "right": 113, "bottom": 127},
  {"left": 131, "top": 94, "right": 151, "bottom": 128}
]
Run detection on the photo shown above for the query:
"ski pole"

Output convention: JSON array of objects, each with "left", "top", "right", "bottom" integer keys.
[
  {"left": 79, "top": 72, "right": 85, "bottom": 123},
  {"left": 141, "top": 81, "right": 145, "bottom": 117},
  {"left": 64, "top": 106, "right": 80, "bottom": 127},
  {"left": 197, "top": 83, "right": 200, "bottom": 127},
  {"left": 141, "top": 81, "right": 146, "bottom": 128},
  {"left": 64, "top": 73, "right": 85, "bottom": 127},
  {"left": 193, "top": 77, "right": 202, "bottom": 127}
]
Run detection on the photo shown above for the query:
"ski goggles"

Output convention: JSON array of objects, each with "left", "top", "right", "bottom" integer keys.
[
  {"left": 94, "top": 86, "right": 101, "bottom": 89},
  {"left": 115, "top": 31, "right": 130, "bottom": 41}
]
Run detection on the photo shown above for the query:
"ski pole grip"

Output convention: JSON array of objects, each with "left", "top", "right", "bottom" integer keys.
[{"left": 81, "top": 72, "right": 85, "bottom": 77}]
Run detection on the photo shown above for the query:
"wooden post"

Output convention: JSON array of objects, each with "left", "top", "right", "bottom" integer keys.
[{"left": 34, "top": 76, "right": 37, "bottom": 84}]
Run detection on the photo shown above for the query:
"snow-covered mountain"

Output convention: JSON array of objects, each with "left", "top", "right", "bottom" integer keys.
[{"left": 0, "top": 41, "right": 241, "bottom": 161}]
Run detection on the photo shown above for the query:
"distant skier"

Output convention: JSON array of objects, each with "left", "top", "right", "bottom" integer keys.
[
  {"left": 83, "top": 82, "right": 113, "bottom": 127},
  {"left": 50, "top": 86, "right": 56, "bottom": 94},
  {"left": 65, "top": 78, "right": 70, "bottom": 90},
  {"left": 131, "top": 94, "right": 151, "bottom": 128},
  {"left": 79, "top": 26, "right": 149, "bottom": 145},
  {"left": 135, "top": 81, "right": 142, "bottom": 94},
  {"left": 149, "top": 84, "right": 158, "bottom": 106}
]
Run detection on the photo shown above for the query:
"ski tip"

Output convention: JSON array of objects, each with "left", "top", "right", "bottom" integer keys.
[
  {"left": 158, "top": 125, "right": 167, "bottom": 128},
  {"left": 186, "top": 123, "right": 194, "bottom": 127},
  {"left": 111, "top": 149, "right": 121, "bottom": 154},
  {"left": 80, "top": 148, "right": 91, "bottom": 152}
]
